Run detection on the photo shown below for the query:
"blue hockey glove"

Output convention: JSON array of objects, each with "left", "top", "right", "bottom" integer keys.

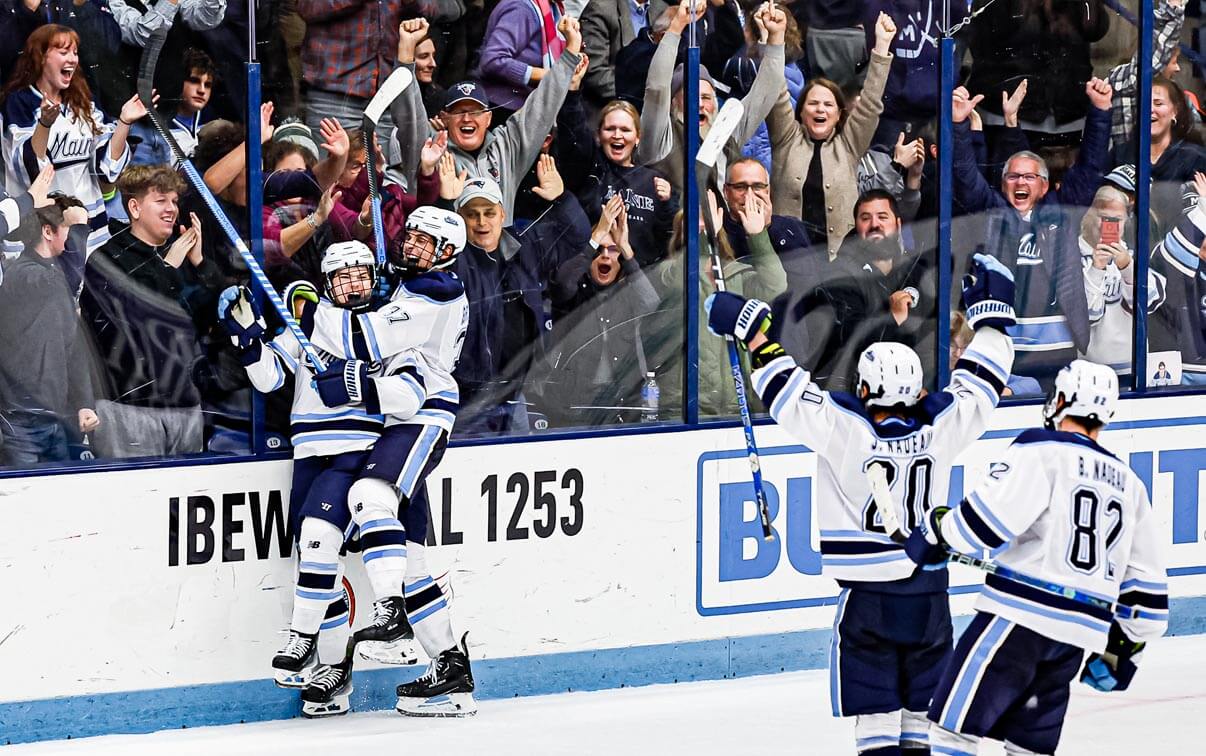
[
  {"left": 705, "top": 292, "right": 771, "bottom": 347},
  {"left": 961, "top": 253, "right": 1016, "bottom": 332},
  {"left": 313, "top": 358, "right": 380, "bottom": 411},
  {"left": 904, "top": 505, "right": 951, "bottom": 566},
  {"left": 217, "top": 285, "right": 266, "bottom": 362},
  {"left": 1081, "top": 622, "right": 1145, "bottom": 692}
]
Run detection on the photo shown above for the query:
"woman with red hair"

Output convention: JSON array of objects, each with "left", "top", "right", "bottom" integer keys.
[{"left": 2, "top": 24, "right": 149, "bottom": 258}]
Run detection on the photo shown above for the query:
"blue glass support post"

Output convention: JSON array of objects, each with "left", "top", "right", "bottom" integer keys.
[
  {"left": 936, "top": 37, "right": 955, "bottom": 390},
  {"left": 1133, "top": 0, "right": 1153, "bottom": 392},
  {"left": 246, "top": 1, "right": 267, "bottom": 453},
  {"left": 684, "top": 40, "right": 702, "bottom": 424}
]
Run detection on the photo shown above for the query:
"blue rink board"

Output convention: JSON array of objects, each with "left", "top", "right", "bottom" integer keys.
[{"left": 4, "top": 595, "right": 1206, "bottom": 746}]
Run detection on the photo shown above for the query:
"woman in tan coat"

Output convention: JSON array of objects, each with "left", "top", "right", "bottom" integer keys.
[{"left": 765, "top": 12, "right": 897, "bottom": 258}]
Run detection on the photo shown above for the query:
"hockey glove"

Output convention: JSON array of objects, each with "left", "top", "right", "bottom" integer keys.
[
  {"left": 961, "top": 253, "right": 1017, "bottom": 332},
  {"left": 313, "top": 358, "right": 380, "bottom": 411},
  {"left": 285, "top": 280, "right": 320, "bottom": 320},
  {"left": 904, "top": 505, "right": 951, "bottom": 566},
  {"left": 217, "top": 285, "right": 266, "bottom": 363},
  {"left": 705, "top": 292, "right": 771, "bottom": 347},
  {"left": 1081, "top": 622, "right": 1145, "bottom": 692}
]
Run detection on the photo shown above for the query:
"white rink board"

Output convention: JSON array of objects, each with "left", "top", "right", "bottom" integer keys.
[{"left": 2, "top": 393, "right": 1205, "bottom": 711}]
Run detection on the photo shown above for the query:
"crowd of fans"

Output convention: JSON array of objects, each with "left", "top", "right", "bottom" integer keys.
[{"left": 0, "top": 0, "right": 1204, "bottom": 467}]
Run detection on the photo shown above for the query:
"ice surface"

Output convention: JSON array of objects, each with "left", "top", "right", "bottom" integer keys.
[{"left": 9, "top": 634, "right": 1206, "bottom": 755}]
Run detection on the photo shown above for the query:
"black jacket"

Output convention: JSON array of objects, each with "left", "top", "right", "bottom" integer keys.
[
  {"left": 80, "top": 228, "right": 223, "bottom": 408},
  {"left": 0, "top": 240, "right": 96, "bottom": 420}
]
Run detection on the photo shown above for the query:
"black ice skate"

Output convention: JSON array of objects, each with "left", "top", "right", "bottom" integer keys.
[
  {"left": 272, "top": 629, "right": 318, "bottom": 688},
  {"left": 300, "top": 658, "right": 353, "bottom": 718},
  {"left": 352, "top": 596, "right": 413, "bottom": 646},
  {"left": 395, "top": 633, "right": 477, "bottom": 717}
]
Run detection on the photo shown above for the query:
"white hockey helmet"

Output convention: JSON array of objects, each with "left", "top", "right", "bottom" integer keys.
[
  {"left": 392, "top": 205, "right": 467, "bottom": 277},
  {"left": 321, "top": 240, "right": 377, "bottom": 312},
  {"left": 857, "top": 342, "right": 924, "bottom": 408},
  {"left": 1042, "top": 359, "right": 1119, "bottom": 430}
]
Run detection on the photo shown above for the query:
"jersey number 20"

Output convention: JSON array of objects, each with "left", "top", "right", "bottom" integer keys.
[{"left": 863, "top": 457, "right": 934, "bottom": 534}]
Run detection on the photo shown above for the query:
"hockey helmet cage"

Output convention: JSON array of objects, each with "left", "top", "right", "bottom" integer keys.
[
  {"left": 321, "top": 240, "right": 377, "bottom": 312},
  {"left": 1042, "top": 359, "right": 1119, "bottom": 430},
  {"left": 392, "top": 206, "right": 467, "bottom": 277},
  {"left": 857, "top": 342, "right": 924, "bottom": 408}
]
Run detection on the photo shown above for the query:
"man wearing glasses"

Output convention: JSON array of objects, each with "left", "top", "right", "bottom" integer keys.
[
  {"left": 721, "top": 158, "right": 817, "bottom": 292},
  {"left": 948, "top": 78, "right": 1115, "bottom": 392}
]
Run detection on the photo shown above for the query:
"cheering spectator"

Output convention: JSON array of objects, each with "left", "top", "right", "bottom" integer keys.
[
  {"left": 416, "top": 35, "right": 447, "bottom": 119},
  {"left": 579, "top": 0, "right": 669, "bottom": 109},
  {"left": 720, "top": 157, "right": 818, "bottom": 290},
  {"left": 656, "top": 190, "right": 786, "bottom": 417},
  {"left": 1111, "top": 76, "right": 1206, "bottom": 233},
  {"left": 0, "top": 192, "right": 98, "bottom": 466},
  {"left": 452, "top": 165, "right": 591, "bottom": 435},
  {"left": 1079, "top": 185, "right": 1167, "bottom": 378},
  {"left": 79, "top": 165, "right": 224, "bottom": 458},
  {"left": 777, "top": 189, "right": 933, "bottom": 391},
  {"left": 260, "top": 118, "right": 353, "bottom": 288},
  {"left": 558, "top": 98, "right": 678, "bottom": 267},
  {"left": 763, "top": 12, "right": 897, "bottom": 257},
  {"left": 2, "top": 24, "right": 148, "bottom": 256},
  {"left": 296, "top": 0, "right": 403, "bottom": 143},
  {"left": 1105, "top": 0, "right": 1186, "bottom": 150},
  {"left": 130, "top": 47, "right": 216, "bottom": 165},
  {"left": 537, "top": 194, "right": 662, "bottom": 426},
  {"left": 393, "top": 16, "right": 583, "bottom": 226},
  {"left": 949, "top": 79, "right": 1117, "bottom": 390},
  {"left": 1, "top": 0, "right": 124, "bottom": 113},
  {"left": 858, "top": 0, "right": 948, "bottom": 148},
  {"left": 638, "top": 3, "right": 786, "bottom": 194}
]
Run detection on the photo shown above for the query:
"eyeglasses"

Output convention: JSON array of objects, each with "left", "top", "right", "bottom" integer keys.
[
  {"left": 1003, "top": 172, "right": 1045, "bottom": 183},
  {"left": 445, "top": 108, "right": 490, "bottom": 120},
  {"left": 724, "top": 182, "right": 769, "bottom": 192}
]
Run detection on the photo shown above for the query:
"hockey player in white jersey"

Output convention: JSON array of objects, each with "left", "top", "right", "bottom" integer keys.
[
  {"left": 905, "top": 360, "right": 1168, "bottom": 755},
  {"left": 218, "top": 242, "right": 423, "bottom": 717},
  {"left": 705, "top": 254, "right": 1018, "bottom": 756},
  {"left": 309, "top": 206, "right": 478, "bottom": 717}
]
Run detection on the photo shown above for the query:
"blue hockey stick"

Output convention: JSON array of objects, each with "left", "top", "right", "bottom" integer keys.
[
  {"left": 696, "top": 99, "right": 774, "bottom": 542},
  {"left": 867, "top": 465, "right": 1141, "bottom": 621},
  {"left": 137, "top": 26, "right": 325, "bottom": 372}
]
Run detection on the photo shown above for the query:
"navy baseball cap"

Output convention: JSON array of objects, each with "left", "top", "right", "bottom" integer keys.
[{"left": 444, "top": 82, "right": 490, "bottom": 111}]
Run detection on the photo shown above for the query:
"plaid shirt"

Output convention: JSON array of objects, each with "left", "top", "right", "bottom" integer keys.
[
  {"left": 297, "top": 0, "right": 403, "bottom": 101},
  {"left": 1106, "top": 0, "right": 1185, "bottom": 150}
]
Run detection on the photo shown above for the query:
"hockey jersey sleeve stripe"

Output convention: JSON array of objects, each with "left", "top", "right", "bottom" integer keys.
[
  {"left": 955, "top": 502, "right": 1008, "bottom": 550},
  {"left": 960, "top": 347, "right": 1009, "bottom": 384},
  {"left": 752, "top": 355, "right": 796, "bottom": 403},
  {"left": 268, "top": 339, "right": 301, "bottom": 374},
  {"left": 952, "top": 365, "right": 1003, "bottom": 406},
  {"left": 943, "top": 507, "right": 988, "bottom": 555},
  {"left": 822, "top": 551, "right": 911, "bottom": 567},
  {"left": 820, "top": 529, "right": 898, "bottom": 545},
  {"left": 819, "top": 539, "right": 902, "bottom": 555},
  {"left": 967, "top": 491, "right": 1016, "bottom": 540},
  {"left": 954, "top": 359, "right": 1006, "bottom": 397},
  {"left": 770, "top": 369, "right": 808, "bottom": 420}
]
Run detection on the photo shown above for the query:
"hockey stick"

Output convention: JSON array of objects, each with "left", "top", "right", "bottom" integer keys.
[
  {"left": 137, "top": 27, "right": 325, "bottom": 372},
  {"left": 696, "top": 99, "right": 773, "bottom": 542},
  {"left": 866, "top": 464, "right": 1140, "bottom": 621},
  {"left": 361, "top": 67, "right": 415, "bottom": 267}
]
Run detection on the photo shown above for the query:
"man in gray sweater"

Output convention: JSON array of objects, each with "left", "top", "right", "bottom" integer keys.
[{"left": 391, "top": 16, "right": 584, "bottom": 227}]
